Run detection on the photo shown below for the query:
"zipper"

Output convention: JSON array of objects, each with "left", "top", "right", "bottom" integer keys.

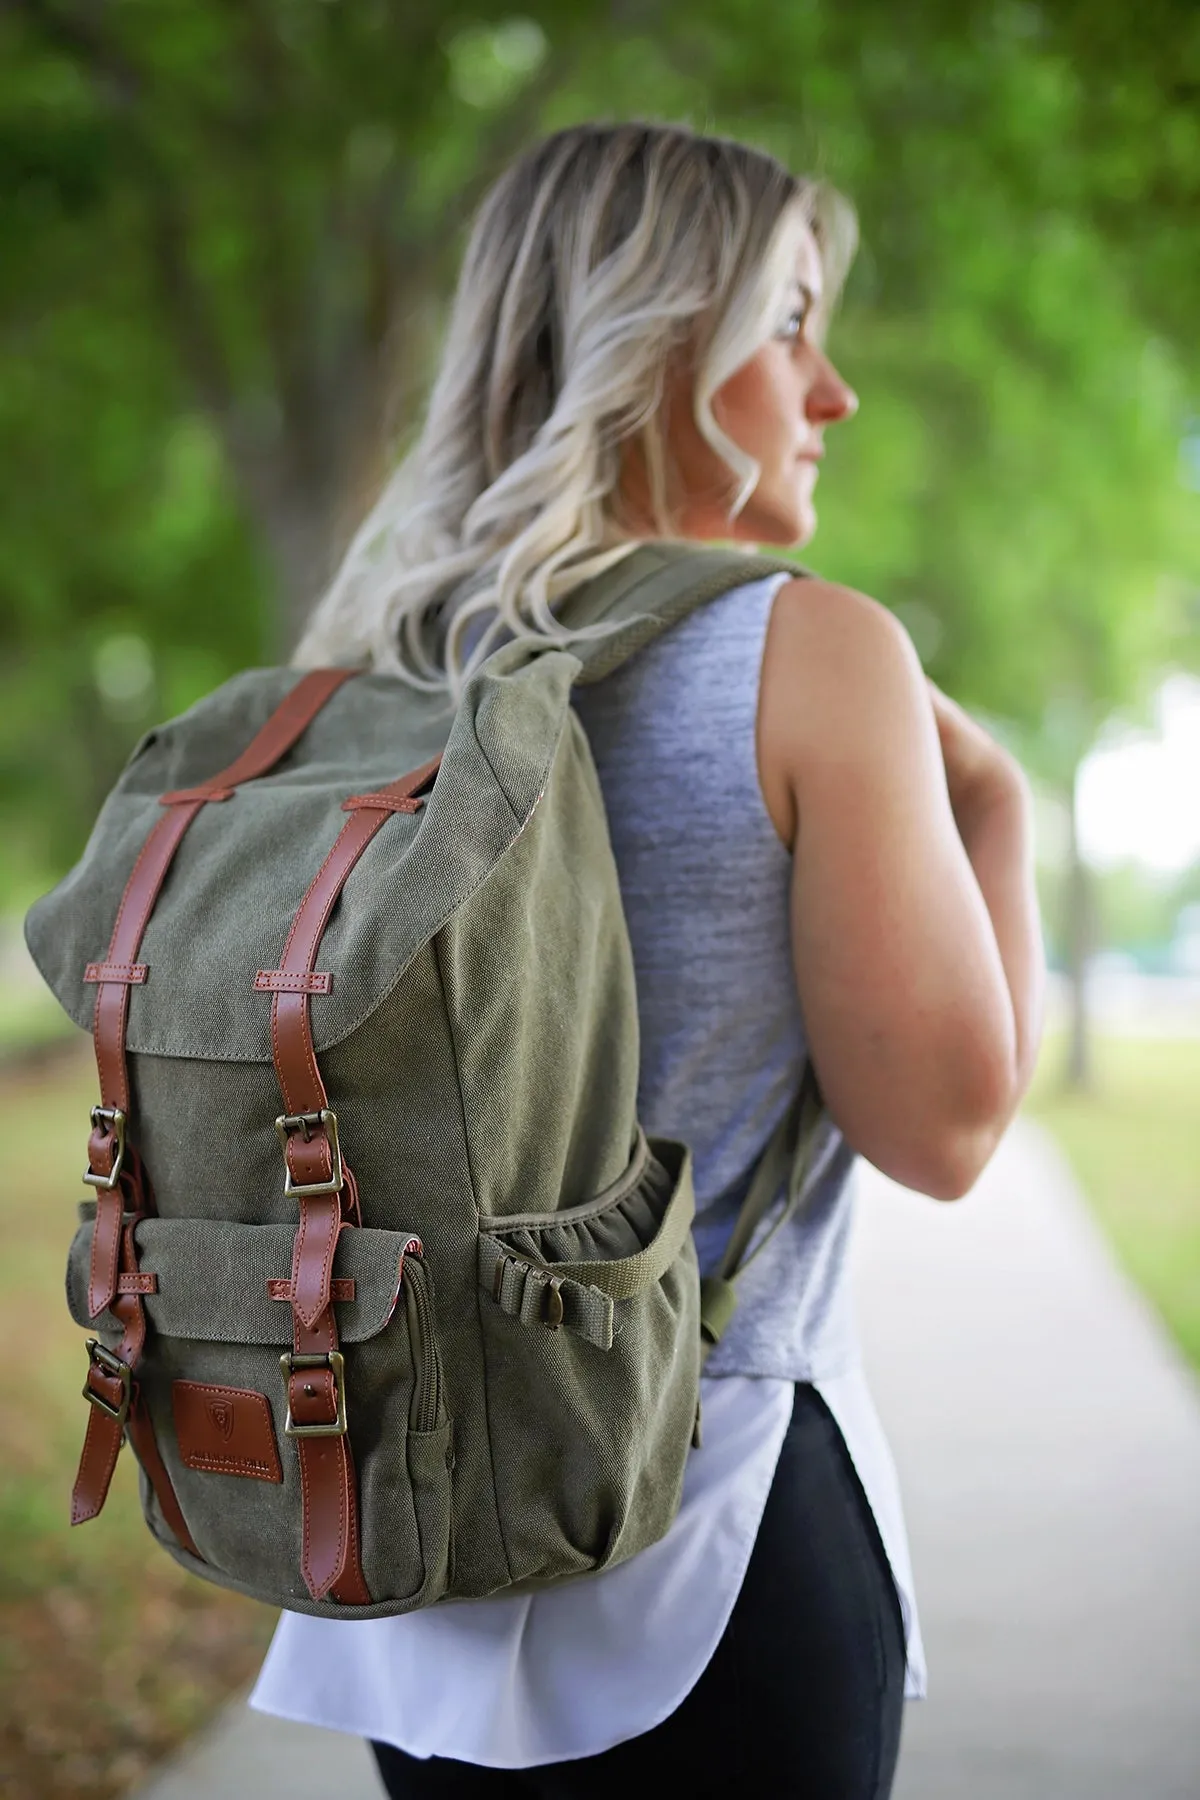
[{"left": 402, "top": 1250, "right": 441, "bottom": 1434}]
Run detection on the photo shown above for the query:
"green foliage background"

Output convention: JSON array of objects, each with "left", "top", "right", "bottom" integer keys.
[{"left": 2, "top": 0, "right": 1198, "bottom": 913}]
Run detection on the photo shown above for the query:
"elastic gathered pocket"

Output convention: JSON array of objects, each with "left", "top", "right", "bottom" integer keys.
[
  {"left": 66, "top": 1213, "right": 452, "bottom": 1616},
  {"left": 475, "top": 1132, "right": 701, "bottom": 1588},
  {"left": 478, "top": 1127, "right": 696, "bottom": 1350}
]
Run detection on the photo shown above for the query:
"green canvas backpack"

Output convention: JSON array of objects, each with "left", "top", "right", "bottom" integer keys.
[{"left": 25, "top": 540, "right": 826, "bottom": 1619}]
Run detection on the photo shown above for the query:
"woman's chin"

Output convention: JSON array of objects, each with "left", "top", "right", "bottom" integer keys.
[
  {"left": 719, "top": 486, "right": 815, "bottom": 551},
  {"left": 748, "top": 503, "right": 815, "bottom": 551}
]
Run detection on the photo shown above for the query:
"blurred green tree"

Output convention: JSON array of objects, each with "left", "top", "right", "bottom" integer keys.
[{"left": 2, "top": 0, "right": 1197, "bottom": 1087}]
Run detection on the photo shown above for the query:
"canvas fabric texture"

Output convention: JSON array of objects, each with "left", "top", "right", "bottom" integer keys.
[{"left": 27, "top": 540, "right": 822, "bottom": 1619}]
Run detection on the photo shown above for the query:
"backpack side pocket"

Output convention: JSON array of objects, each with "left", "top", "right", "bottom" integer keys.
[{"left": 476, "top": 1133, "right": 701, "bottom": 1587}]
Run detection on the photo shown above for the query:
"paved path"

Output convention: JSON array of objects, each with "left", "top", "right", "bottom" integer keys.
[
  {"left": 860, "top": 1116, "right": 1200, "bottom": 1800},
  {"left": 134, "top": 1115, "right": 1200, "bottom": 1799}
]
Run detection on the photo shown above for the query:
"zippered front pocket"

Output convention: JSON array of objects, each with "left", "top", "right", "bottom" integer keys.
[
  {"left": 66, "top": 1213, "right": 454, "bottom": 1617},
  {"left": 397, "top": 1248, "right": 453, "bottom": 1592},
  {"left": 403, "top": 1252, "right": 445, "bottom": 1436}
]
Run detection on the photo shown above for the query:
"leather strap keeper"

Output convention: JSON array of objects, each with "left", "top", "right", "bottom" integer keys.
[
  {"left": 341, "top": 792, "right": 425, "bottom": 813},
  {"left": 268, "top": 1277, "right": 356, "bottom": 1303},
  {"left": 254, "top": 970, "right": 333, "bottom": 994},
  {"left": 84, "top": 962, "right": 148, "bottom": 985},
  {"left": 117, "top": 1271, "right": 158, "bottom": 1295},
  {"left": 158, "top": 784, "right": 235, "bottom": 805}
]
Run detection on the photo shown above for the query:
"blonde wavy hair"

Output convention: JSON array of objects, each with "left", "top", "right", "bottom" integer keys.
[{"left": 295, "top": 120, "right": 856, "bottom": 705}]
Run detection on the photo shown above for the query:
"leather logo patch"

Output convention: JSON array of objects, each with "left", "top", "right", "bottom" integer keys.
[
  {"left": 172, "top": 1381, "right": 283, "bottom": 1483},
  {"left": 207, "top": 1399, "right": 235, "bottom": 1441}
]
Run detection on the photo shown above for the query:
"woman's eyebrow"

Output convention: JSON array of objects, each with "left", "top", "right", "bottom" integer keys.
[{"left": 784, "top": 280, "right": 822, "bottom": 314}]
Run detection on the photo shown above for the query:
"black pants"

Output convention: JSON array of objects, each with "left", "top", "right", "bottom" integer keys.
[{"left": 372, "top": 1383, "right": 906, "bottom": 1800}]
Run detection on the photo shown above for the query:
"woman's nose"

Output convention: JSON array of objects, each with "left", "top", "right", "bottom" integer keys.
[{"left": 808, "top": 353, "right": 858, "bottom": 424}]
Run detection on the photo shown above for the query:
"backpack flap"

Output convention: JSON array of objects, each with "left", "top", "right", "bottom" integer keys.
[{"left": 24, "top": 643, "right": 580, "bottom": 1062}]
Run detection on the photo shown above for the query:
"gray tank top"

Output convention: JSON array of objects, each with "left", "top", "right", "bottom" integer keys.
[
  {"left": 467, "top": 572, "right": 862, "bottom": 1382},
  {"left": 573, "top": 570, "right": 861, "bottom": 1381}
]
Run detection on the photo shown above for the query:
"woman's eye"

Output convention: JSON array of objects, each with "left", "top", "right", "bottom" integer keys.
[{"left": 776, "top": 308, "right": 806, "bottom": 341}]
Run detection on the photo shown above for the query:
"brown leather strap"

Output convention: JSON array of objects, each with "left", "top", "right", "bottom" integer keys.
[
  {"left": 278, "top": 1169, "right": 370, "bottom": 1602},
  {"left": 265, "top": 752, "right": 442, "bottom": 1319},
  {"left": 73, "top": 1383, "right": 200, "bottom": 1563},
  {"left": 87, "top": 1191, "right": 126, "bottom": 1336},
  {"left": 85, "top": 669, "right": 358, "bottom": 1318},
  {"left": 74, "top": 1165, "right": 150, "bottom": 1526},
  {"left": 71, "top": 1383, "right": 127, "bottom": 1526},
  {"left": 261, "top": 751, "right": 441, "bottom": 1604},
  {"left": 266, "top": 752, "right": 442, "bottom": 1188},
  {"left": 299, "top": 1445, "right": 369, "bottom": 1603},
  {"left": 73, "top": 1197, "right": 198, "bottom": 1552},
  {"left": 126, "top": 1392, "right": 202, "bottom": 1558},
  {"left": 117, "top": 1211, "right": 201, "bottom": 1555},
  {"left": 290, "top": 1195, "right": 344, "bottom": 1335},
  {"left": 287, "top": 1297, "right": 371, "bottom": 1605},
  {"left": 281, "top": 1212, "right": 370, "bottom": 1604},
  {"left": 74, "top": 670, "right": 358, "bottom": 1539},
  {"left": 86, "top": 800, "right": 202, "bottom": 1319},
  {"left": 159, "top": 668, "right": 358, "bottom": 805}
]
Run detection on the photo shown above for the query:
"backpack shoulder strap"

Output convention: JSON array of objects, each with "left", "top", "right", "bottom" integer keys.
[
  {"left": 558, "top": 539, "right": 830, "bottom": 1363},
  {"left": 696, "top": 1062, "right": 826, "bottom": 1359},
  {"left": 555, "top": 540, "right": 809, "bottom": 685}
]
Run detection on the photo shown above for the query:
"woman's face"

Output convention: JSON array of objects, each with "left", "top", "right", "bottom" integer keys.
[{"left": 621, "top": 226, "right": 858, "bottom": 548}]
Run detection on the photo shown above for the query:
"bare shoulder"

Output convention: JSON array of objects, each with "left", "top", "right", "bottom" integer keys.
[
  {"left": 756, "top": 576, "right": 919, "bottom": 850},
  {"left": 754, "top": 574, "right": 1015, "bottom": 1200}
]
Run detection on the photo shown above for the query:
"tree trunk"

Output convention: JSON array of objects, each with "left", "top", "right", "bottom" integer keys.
[
  {"left": 257, "top": 480, "right": 343, "bottom": 661},
  {"left": 220, "top": 290, "right": 441, "bottom": 658},
  {"left": 1062, "top": 762, "right": 1097, "bottom": 1093}
]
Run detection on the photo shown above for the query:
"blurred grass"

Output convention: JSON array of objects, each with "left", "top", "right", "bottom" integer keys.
[
  {"left": 2, "top": 1049, "right": 275, "bottom": 1800},
  {"left": 1024, "top": 1027, "right": 1200, "bottom": 1370},
  {"left": 0, "top": 978, "right": 77, "bottom": 1062}
]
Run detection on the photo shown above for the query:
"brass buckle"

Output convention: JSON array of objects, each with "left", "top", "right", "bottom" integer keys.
[
  {"left": 274, "top": 1109, "right": 344, "bottom": 1198},
  {"left": 542, "top": 1276, "right": 564, "bottom": 1331},
  {"left": 82, "top": 1339, "right": 131, "bottom": 1425},
  {"left": 83, "top": 1106, "right": 127, "bottom": 1190},
  {"left": 280, "top": 1350, "right": 347, "bottom": 1437},
  {"left": 490, "top": 1254, "right": 564, "bottom": 1330}
]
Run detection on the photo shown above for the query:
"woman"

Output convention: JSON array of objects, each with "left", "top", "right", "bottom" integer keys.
[{"left": 251, "top": 121, "right": 1045, "bottom": 1797}]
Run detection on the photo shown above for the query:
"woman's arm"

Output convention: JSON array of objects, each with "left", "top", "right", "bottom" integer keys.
[
  {"left": 952, "top": 765, "right": 1047, "bottom": 1143},
  {"left": 763, "top": 578, "right": 1038, "bottom": 1201},
  {"left": 924, "top": 674, "right": 1048, "bottom": 1163}
]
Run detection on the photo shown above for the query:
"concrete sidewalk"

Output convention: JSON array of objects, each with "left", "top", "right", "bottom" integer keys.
[
  {"left": 860, "top": 1116, "right": 1200, "bottom": 1800},
  {"left": 134, "top": 1115, "right": 1200, "bottom": 1799}
]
